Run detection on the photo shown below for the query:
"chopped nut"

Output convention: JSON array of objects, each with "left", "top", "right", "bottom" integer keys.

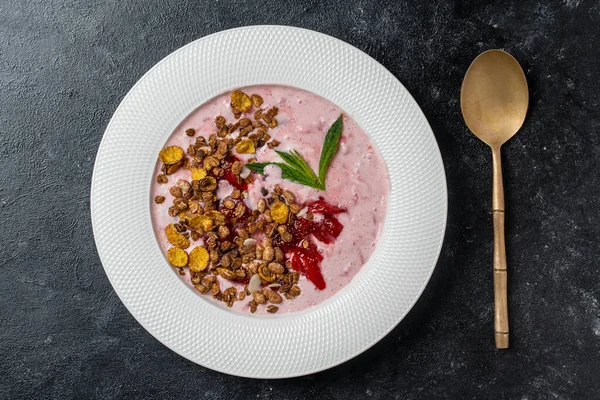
[
  {"left": 173, "top": 198, "right": 187, "bottom": 211},
  {"left": 267, "top": 140, "right": 281, "bottom": 149},
  {"left": 154, "top": 195, "right": 165, "bottom": 204},
  {"left": 267, "top": 305, "right": 279, "bottom": 313},
  {"left": 255, "top": 244, "right": 264, "bottom": 260},
  {"left": 289, "top": 203, "right": 302, "bottom": 214},
  {"left": 264, "top": 210, "right": 273, "bottom": 223},
  {"left": 231, "top": 161, "right": 243, "bottom": 175},
  {"left": 250, "top": 94, "right": 263, "bottom": 107},
  {"left": 209, "top": 249, "right": 219, "bottom": 263},
  {"left": 234, "top": 203, "right": 246, "bottom": 218},
  {"left": 216, "top": 141, "right": 228, "bottom": 156},
  {"left": 215, "top": 116, "right": 226, "bottom": 129},
  {"left": 218, "top": 127, "right": 228, "bottom": 138},
  {"left": 239, "top": 291, "right": 246, "bottom": 301},
  {"left": 228, "top": 122, "right": 240, "bottom": 134},
  {"left": 220, "top": 254, "right": 231, "bottom": 268},
  {"left": 257, "top": 199, "right": 267, "bottom": 213},
  {"left": 218, "top": 225, "right": 230, "bottom": 239},
  {"left": 195, "top": 284, "right": 210, "bottom": 294},
  {"left": 268, "top": 262, "right": 284, "bottom": 274},
  {"left": 253, "top": 291, "right": 266, "bottom": 305},
  {"left": 263, "top": 245, "right": 274, "bottom": 262},
  {"left": 185, "top": 128, "right": 195, "bottom": 137},
  {"left": 249, "top": 301, "right": 257, "bottom": 313},
  {"left": 198, "top": 176, "right": 217, "bottom": 192},
  {"left": 265, "top": 223, "right": 276, "bottom": 237},
  {"left": 282, "top": 190, "right": 296, "bottom": 204},
  {"left": 235, "top": 269, "right": 246, "bottom": 279},
  {"left": 217, "top": 268, "right": 238, "bottom": 280},
  {"left": 157, "top": 174, "right": 168, "bottom": 184},
  {"left": 211, "top": 281, "right": 220, "bottom": 296},
  {"left": 267, "top": 290, "right": 282, "bottom": 304},
  {"left": 208, "top": 134, "right": 217, "bottom": 146},
  {"left": 239, "top": 125, "right": 253, "bottom": 137},
  {"left": 224, "top": 287, "right": 237, "bottom": 299},
  {"left": 203, "top": 155, "right": 220, "bottom": 170},
  {"left": 177, "top": 179, "right": 191, "bottom": 194},
  {"left": 231, "top": 257, "right": 242, "bottom": 269},
  {"left": 222, "top": 199, "right": 235, "bottom": 210},
  {"left": 166, "top": 161, "right": 183, "bottom": 175},
  {"left": 274, "top": 247, "right": 284, "bottom": 263},
  {"left": 261, "top": 113, "right": 272, "bottom": 124},
  {"left": 188, "top": 201, "right": 200, "bottom": 214},
  {"left": 195, "top": 148, "right": 206, "bottom": 161},
  {"left": 212, "top": 167, "right": 224, "bottom": 177},
  {"left": 236, "top": 228, "right": 249, "bottom": 240},
  {"left": 174, "top": 222, "right": 186, "bottom": 232},
  {"left": 266, "top": 106, "right": 278, "bottom": 117},
  {"left": 289, "top": 284, "right": 301, "bottom": 297},
  {"left": 242, "top": 252, "right": 256, "bottom": 264}
]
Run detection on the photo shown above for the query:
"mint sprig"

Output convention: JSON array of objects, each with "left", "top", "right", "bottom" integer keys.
[{"left": 246, "top": 114, "right": 343, "bottom": 191}]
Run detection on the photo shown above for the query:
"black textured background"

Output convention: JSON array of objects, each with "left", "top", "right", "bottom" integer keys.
[{"left": 2, "top": 0, "right": 600, "bottom": 398}]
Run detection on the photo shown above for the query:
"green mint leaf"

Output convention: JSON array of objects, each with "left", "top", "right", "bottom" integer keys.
[
  {"left": 246, "top": 161, "right": 324, "bottom": 190},
  {"left": 276, "top": 150, "right": 319, "bottom": 182},
  {"left": 318, "top": 114, "right": 343, "bottom": 185},
  {"left": 278, "top": 164, "right": 323, "bottom": 189},
  {"left": 246, "top": 116, "right": 343, "bottom": 191},
  {"left": 245, "top": 163, "right": 271, "bottom": 174}
]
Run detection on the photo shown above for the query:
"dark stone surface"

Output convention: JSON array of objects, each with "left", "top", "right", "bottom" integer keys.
[{"left": 1, "top": 0, "right": 599, "bottom": 398}]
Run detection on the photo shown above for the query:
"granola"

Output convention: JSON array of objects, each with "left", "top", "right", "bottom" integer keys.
[{"left": 150, "top": 88, "right": 385, "bottom": 315}]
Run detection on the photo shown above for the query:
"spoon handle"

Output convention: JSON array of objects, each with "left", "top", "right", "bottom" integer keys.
[{"left": 492, "top": 146, "right": 509, "bottom": 349}]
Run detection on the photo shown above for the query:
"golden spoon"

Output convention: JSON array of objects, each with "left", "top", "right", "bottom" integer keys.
[{"left": 460, "top": 49, "right": 529, "bottom": 349}]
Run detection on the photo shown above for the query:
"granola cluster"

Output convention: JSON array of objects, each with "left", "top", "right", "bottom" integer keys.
[{"left": 154, "top": 90, "right": 305, "bottom": 313}]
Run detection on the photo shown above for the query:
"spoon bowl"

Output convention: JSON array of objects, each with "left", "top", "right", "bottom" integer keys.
[{"left": 461, "top": 50, "right": 528, "bottom": 147}]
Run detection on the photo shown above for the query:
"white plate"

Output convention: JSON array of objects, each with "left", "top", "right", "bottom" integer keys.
[{"left": 91, "top": 26, "right": 447, "bottom": 378}]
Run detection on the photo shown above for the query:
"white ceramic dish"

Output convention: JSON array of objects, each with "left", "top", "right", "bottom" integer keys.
[{"left": 91, "top": 25, "right": 447, "bottom": 378}]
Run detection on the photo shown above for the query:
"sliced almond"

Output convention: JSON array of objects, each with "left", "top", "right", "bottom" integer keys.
[{"left": 248, "top": 273, "right": 262, "bottom": 294}]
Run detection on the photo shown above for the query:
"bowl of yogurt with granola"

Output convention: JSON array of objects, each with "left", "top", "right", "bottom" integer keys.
[{"left": 152, "top": 86, "right": 389, "bottom": 314}]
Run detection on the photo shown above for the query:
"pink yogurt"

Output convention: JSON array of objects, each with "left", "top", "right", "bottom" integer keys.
[{"left": 151, "top": 85, "right": 389, "bottom": 314}]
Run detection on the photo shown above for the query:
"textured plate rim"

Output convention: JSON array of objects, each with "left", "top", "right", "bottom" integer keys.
[{"left": 91, "top": 25, "right": 447, "bottom": 378}]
